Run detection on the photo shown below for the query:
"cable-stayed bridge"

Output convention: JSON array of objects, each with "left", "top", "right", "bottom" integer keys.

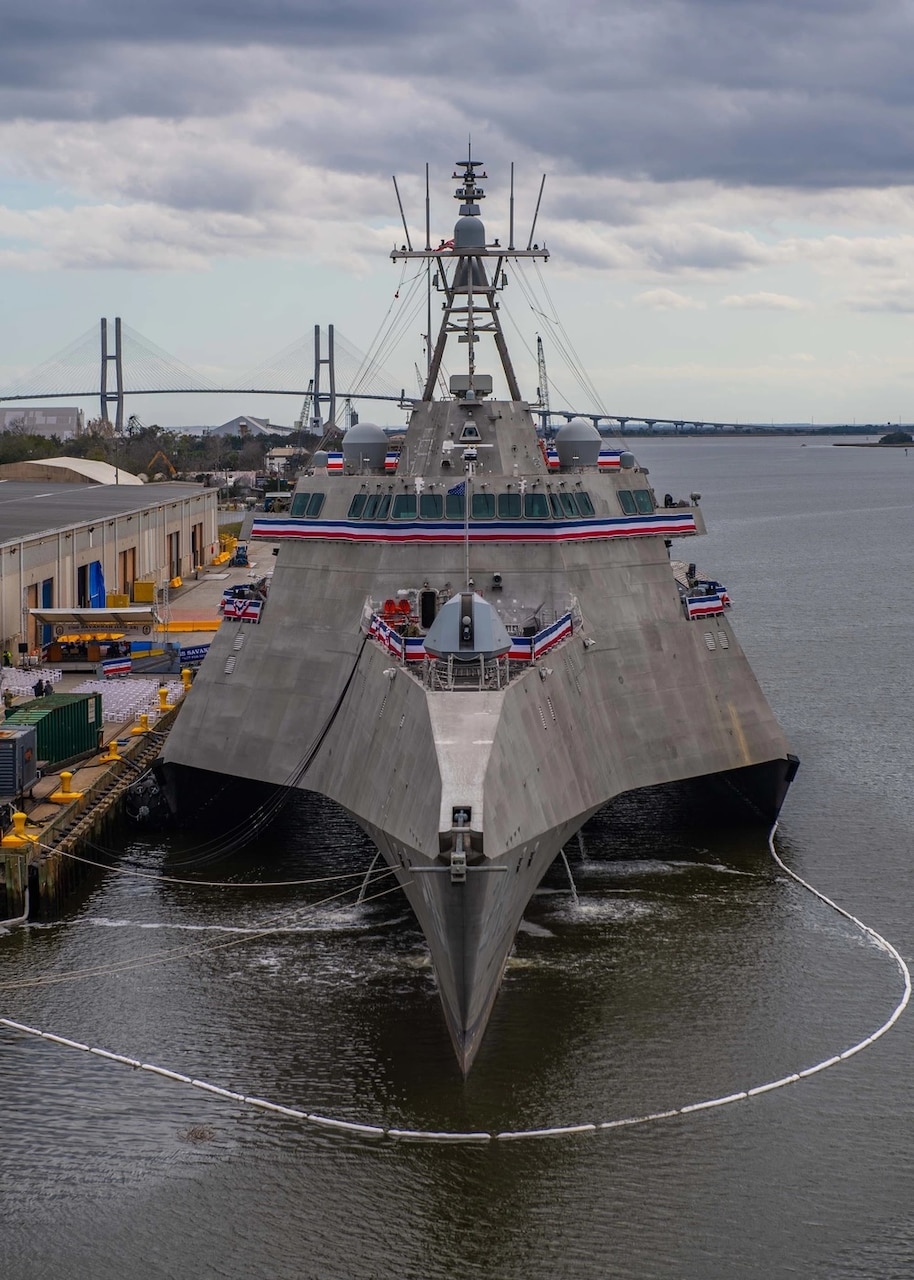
[
  {"left": 0, "top": 319, "right": 407, "bottom": 431},
  {"left": 0, "top": 316, "right": 763, "bottom": 434}
]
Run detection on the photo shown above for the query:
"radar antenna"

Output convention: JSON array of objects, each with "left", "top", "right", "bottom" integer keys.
[{"left": 391, "top": 158, "right": 549, "bottom": 402}]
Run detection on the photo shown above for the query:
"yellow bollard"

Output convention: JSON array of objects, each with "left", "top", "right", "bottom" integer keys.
[
  {"left": 50, "top": 769, "right": 84, "bottom": 804},
  {"left": 130, "top": 713, "right": 150, "bottom": 736},
  {"left": 158, "top": 686, "right": 174, "bottom": 713},
  {"left": 1, "top": 811, "right": 39, "bottom": 845},
  {"left": 181, "top": 667, "right": 192, "bottom": 692},
  {"left": 100, "top": 739, "right": 122, "bottom": 763}
]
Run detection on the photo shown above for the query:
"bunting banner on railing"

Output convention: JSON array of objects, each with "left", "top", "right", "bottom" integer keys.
[
  {"left": 367, "top": 612, "right": 574, "bottom": 664},
  {"left": 532, "top": 613, "right": 574, "bottom": 657},
  {"left": 102, "top": 657, "right": 132, "bottom": 678},
  {"left": 685, "top": 593, "right": 726, "bottom": 619},
  {"left": 223, "top": 599, "right": 263, "bottom": 622},
  {"left": 369, "top": 614, "right": 404, "bottom": 657}
]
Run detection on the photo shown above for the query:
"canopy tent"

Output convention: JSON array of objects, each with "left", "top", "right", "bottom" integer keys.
[{"left": 29, "top": 607, "right": 160, "bottom": 636}]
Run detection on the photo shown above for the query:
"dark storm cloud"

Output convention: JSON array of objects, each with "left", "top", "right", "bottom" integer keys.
[
  {"left": 2, "top": 0, "right": 429, "bottom": 48},
  {"left": 3, "top": 0, "right": 914, "bottom": 189}
]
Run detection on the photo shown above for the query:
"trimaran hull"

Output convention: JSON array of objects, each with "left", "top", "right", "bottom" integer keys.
[
  {"left": 161, "top": 598, "right": 794, "bottom": 1071},
  {"left": 159, "top": 153, "right": 796, "bottom": 1072}
]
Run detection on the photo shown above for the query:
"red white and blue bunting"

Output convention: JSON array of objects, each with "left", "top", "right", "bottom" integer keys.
[
  {"left": 251, "top": 512, "right": 697, "bottom": 544},
  {"left": 223, "top": 598, "right": 264, "bottom": 622},
  {"left": 368, "top": 611, "right": 574, "bottom": 663},
  {"left": 685, "top": 593, "right": 727, "bottom": 619}
]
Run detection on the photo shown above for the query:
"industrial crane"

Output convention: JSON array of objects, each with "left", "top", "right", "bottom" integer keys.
[
  {"left": 535, "top": 334, "right": 552, "bottom": 436},
  {"left": 294, "top": 379, "right": 315, "bottom": 434}
]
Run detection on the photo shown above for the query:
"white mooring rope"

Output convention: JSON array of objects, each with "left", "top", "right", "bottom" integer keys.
[{"left": 1, "top": 823, "right": 909, "bottom": 1144}]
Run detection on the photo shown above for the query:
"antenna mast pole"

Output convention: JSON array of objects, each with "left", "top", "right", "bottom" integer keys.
[
  {"left": 526, "top": 175, "right": 546, "bottom": 250},
  {"left": 391, "top": 158, "right": 549, "bottom": 402}
]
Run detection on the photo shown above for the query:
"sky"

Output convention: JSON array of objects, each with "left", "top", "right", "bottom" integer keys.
[{"left": 2, "top": 0, "right": 914, "bottom": 428}]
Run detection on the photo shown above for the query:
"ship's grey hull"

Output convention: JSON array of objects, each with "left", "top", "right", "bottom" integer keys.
[
  {"left": 160, "top": 606, "right": 795, "bottom": 1070},
  {"left": 160, "top": 747, "right": 793, "bottom": 1070},
  {"left": 161, "top": 383, "right": 796, "bottom": 1069}
]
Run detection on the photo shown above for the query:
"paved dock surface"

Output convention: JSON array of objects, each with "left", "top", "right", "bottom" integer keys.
[{"left": 2, "top": 552, "right": 274, "bottom": 834}]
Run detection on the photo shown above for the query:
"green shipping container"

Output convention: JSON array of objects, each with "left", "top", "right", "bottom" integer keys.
[{"left": 6, "top": 692, "right": 103, "bottom": 767}]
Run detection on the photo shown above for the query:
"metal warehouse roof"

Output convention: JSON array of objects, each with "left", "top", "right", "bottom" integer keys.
[
  {"left": 0, "top": 481, "right": 209, "bottom": 545},
  {"left": 1, "top": 458, "right": 146, "bottom": 485}
]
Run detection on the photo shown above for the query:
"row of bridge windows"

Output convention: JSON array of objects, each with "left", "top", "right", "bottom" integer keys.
[
  {"left": 349, "top": 491, "right": 598, "bottom": 520},
  {"left": 289, "top": 488, "right": 655, "bottom": 520}
]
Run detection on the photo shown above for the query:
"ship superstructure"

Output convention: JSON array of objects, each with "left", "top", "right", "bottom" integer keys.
[{"left": 161, "top": 157, "right": 797, "bottom": 1071}]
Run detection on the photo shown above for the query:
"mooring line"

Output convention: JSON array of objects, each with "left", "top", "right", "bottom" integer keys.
[
  {"left": 0, "top": 876, "right": 408, "bottom": 992},
  {"left": 1, "top": 824, "right": 908, "bottom": 1144},
  {"left": 39, "top": 841, "right": 388, "bottom": 890}
]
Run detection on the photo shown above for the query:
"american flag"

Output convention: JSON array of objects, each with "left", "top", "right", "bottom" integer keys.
[{"left": 447, "top": 480, "right": 466, "bottom": 496}]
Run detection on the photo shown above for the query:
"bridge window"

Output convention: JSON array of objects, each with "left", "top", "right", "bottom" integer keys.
[
  {"left": 618, "top": 490, "right": 638, "bottom": 515},
  {"left": 524, "top": 492, "right": 550, "bottom": 518},
  {"left": 472, "top": 493, "right": 496, "bottom": 519},
  {"left": 445, "top": 492, "right": 465, "bottom": 519},
  {"left": 392, "top": 493, "right": 417, "bottom": 520},
  {"left": 290, "top": 491, "right": 311, "bottom": 517},
  {"left": 363, "top": 493, "right": 387, "bottom": 518},
  {"left": 574, "top": 491, "right": 595, "bottom": 516},
  {"left": 347, "top": 493, "right": 368, "bottom": 518},
  {"left": 558, "top": 492, "right": 577, "bottom": 518},
  {"left": 497, "top": 492, "right": 522, "bottom": 519},
  {"left": 419, "top": 493, "right": 444, "bottom": 519},
  {"left": 363, "top": 491, "right": 391, "bottom": 517},
  {"left": 633, "top": 489, "right": 655, "bottom": 513},
  {"left": 549, "top": 493, "right": 565, "bottom": 518},
  {"left": 306, "top": 493, "right": 325, "bottom": 517}
]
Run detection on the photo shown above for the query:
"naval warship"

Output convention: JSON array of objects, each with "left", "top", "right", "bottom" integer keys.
[{"left": 160, "top": 156, "right": 797, "bottom": 1072}]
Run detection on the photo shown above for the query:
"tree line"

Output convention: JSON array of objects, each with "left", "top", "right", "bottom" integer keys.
[{"left": 0, "top": 417, "right": 320, "bottom": 484}]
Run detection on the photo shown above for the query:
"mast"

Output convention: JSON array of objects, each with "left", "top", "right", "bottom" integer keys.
[{"left": 391, "top": 157, "right": 549, "bottom": 403}]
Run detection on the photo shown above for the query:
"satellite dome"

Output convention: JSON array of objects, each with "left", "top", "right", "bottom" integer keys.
[
  {"left": 454, "top": 215, "right": 486, "bottom": 249},
  {"left": 312, "top": 450, "right": 329, "bottom": 468},
  {"left": 342, "top": 421, "right": 388, "bottom": 471},
  {"left": 554, "top": 418, "right": 601, "bottom": 467}
]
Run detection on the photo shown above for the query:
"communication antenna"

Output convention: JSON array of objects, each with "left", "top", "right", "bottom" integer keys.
[
  {"left": 392, "top": 176, "right": 412, "bottom": 251},
  {"left": 526, "top": 175, "right": 546, "bottom": 251},
  {"left": 508, "top": 163, "right": 515, "bottom": 252}
]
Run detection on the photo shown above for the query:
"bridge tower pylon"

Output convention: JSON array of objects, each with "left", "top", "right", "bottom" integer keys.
[
  {"left": 313, "top": 324, "right": 337, "bottom": 433},
  {"left": 100, "top": 317, "right": 124, "bottom": 433}
]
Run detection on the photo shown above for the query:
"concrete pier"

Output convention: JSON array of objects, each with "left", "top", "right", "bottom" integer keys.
[{"left": 0, "top": 547, "right": 266, "bottom": 922}]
